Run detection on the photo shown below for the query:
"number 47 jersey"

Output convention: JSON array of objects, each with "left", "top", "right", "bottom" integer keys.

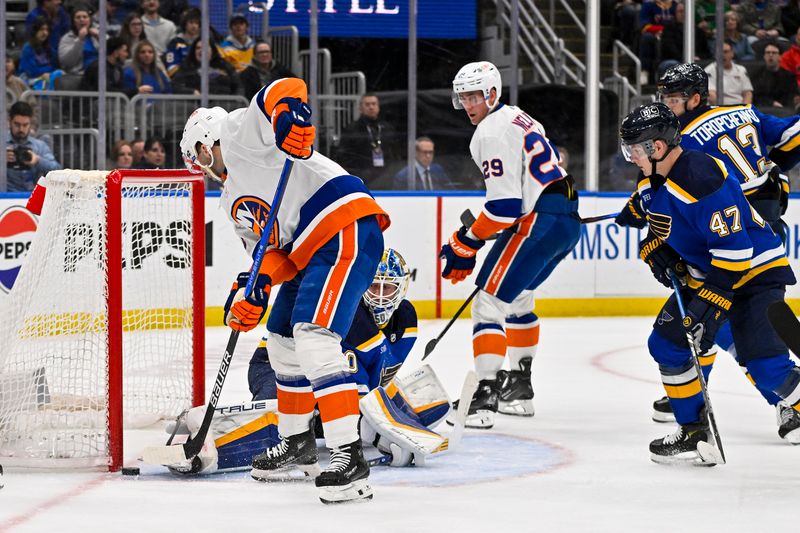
[
  {"left": 678, "top": 104, "right": 800, "bottom": 193},
  {"left": 468, "top": 103, "right": 570, "bottom": 239}
]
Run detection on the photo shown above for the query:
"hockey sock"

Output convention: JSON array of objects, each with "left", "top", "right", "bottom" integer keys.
[
  {"left": 747, "top": 355, "right": 800, "bottom": 412},
  {"left": 659, "top": 360, "right": 706, "bottom": 425},
  {"left": 311, "top": 371, "right": 360, "bottom": 448},
  {"left": 506, "top": 312, "right": 539, "bottom": 369},
  {"left": 472, "top": 322, "right": 506, "bottom": 380},
  {"left": 276, "top": 374, "right": 316, "bottom": 437}
]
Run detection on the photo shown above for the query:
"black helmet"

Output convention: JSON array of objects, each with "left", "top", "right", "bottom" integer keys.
[
  {"left": 620, "top": 103, "right": 681, "bottom": 161},
  {"left": 657, "top": 63, "right": 709, "bottom": 104}
]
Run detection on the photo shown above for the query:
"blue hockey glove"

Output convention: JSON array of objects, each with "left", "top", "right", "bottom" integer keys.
[
  {"left": 224, "top": 272, "right": 272, "bottom": 332},
  {"left": 683, "top": 284, "right": 732, "bottom": 354},
  {"left": 440, "top": 227, "right": 485, "bottom": 283},
  {"left": 615, "top": 191, "right": 648, "bottom": 229},
  {"left": 639, "top": 232, "right": 686, "bottom": 288},
  {"left": 271, "top": 97, "right": 315, "bottom": 159}
]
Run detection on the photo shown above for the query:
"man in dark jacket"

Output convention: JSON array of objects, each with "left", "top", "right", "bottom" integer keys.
[
  {"left": 239, "top": 41, "right": 296, "bottom": 100},
  {"left": 752, "top": 42, "right": 799, "bottom": 109},
  {"left": 80, "top": 36, "right": 129, "bottom": 92},
  {"left": 336, "top": 93, "right": 400, "bottom": 189}
]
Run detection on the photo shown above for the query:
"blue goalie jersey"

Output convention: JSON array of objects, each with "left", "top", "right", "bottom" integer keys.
[
  {"left": 678, "top": 104, "right": 800, "bottom": 194},
  {"left": 637, "top": 150, "right": 796, "bottom": 291},
  {"left": 343, "top": 299, "right": 418, "bottom": 395}
]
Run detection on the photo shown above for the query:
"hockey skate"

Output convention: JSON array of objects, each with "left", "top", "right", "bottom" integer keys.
[
  {"left": 497, "top": 357, "right": 535, "bottom": 417},
  {"left": 777, "top": 403, "right": 800, "bottom": 444},
  {"left": 649, "top": 419, "right": 719, "bottom": 466},
  {"left": 315, "top": 439, "right": 373, "bottom": 504},
  {"left": 447, "top": 379, "right": 498, "bottom": 429},
  {"left": 251, "top": 429, "right": 321, "bottom": 481},
  {"left": 651, "top": 396, "right": 676, "bottom": 423}
]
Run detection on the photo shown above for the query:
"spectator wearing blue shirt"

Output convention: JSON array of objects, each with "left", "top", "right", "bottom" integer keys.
[
  {"left": 18, "top": 17, "right": 64, "bottom": 90},
  {"left": 392, "top": 137, "right": 453, "bottom": 190},
  {"left": 122, "top": 39, "right": 172, "bottom": 96},
  {"left": 25, "top": 0, "right": 70, "bottom": 61},
  {"left": 5, "top": 102, "right": 61, "bottom": 192}
]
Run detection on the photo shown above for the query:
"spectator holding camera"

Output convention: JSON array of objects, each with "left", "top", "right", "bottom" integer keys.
[{"left": 5, "top": 102, "right": 61, "bottom": 192}]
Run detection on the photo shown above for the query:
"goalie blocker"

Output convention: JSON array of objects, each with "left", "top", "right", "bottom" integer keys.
[{"left": 158, "top": 365, "right": 452, "bottom": 475}]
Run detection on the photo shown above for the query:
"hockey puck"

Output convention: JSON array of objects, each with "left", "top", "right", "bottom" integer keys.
[{"left": 121, "top": 467, "right": 140, "bottom": 477}]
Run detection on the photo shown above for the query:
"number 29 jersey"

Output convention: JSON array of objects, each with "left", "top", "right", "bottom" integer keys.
[
  {"left": 678, "top": 104, "right": 800, "bottom": 194},
  {"left": 467, "top": 103, "right": 570, "bottom": 240}
]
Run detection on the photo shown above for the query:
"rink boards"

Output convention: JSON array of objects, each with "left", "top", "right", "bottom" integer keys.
[{"left": 2, "top": 191, "right": 800, "bottom": 321}]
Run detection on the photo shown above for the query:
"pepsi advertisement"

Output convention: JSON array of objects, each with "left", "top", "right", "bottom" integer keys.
[{"left": 193, "top": 0, "right": 478, "bottom": 39}]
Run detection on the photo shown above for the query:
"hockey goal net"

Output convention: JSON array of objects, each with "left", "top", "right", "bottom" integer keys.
[{"left": 0, "top": 169, "right": 205, "bottom": 471}]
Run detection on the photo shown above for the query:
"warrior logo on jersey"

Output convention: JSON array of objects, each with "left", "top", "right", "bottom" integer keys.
[
  {"left": 0, "top": 206, "right": 38, "bottom": 293},
  {"left": 231, "top": 196, "right": 280, "bottom": 246}
]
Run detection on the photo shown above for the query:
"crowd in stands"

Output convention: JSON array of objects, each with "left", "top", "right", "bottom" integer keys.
[
  {"left": 3, "top": 0, "right": 302, "bottom": 191},
  {"left": 611, "top": 0, "right": 800, "bottom": 112},
  {"left": 3, "top": 0, "right": 464, "bottom": 193}
]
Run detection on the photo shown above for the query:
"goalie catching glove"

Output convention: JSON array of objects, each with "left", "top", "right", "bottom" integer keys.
[
  {"left": 272, "top": 96, "right": 315, "bottom": 159},
  {"left": 638, "top": 232, "right": 686, "bottom": 288},
  {"left": 440, "top": 226, "right": 485, "bottom": 283},
  {"left": 683, "top": 283, "right": 732, "bottom": 354}
]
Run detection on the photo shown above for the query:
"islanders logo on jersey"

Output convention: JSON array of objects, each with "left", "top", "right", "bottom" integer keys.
[
  {"left": 231, "top": 196, "right": 280, "bottom": 245},
  {"left": 0, "top": 206, "right": 38, "bottom": 293}
]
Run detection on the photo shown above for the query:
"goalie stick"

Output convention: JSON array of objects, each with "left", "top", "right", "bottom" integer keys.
[
  {"left": 670, "top": 272, "right": 726, "bottom": 465},
  {"left": 367, "top": 371, "right": 479, "bottom": 467},
  {"left": 142, "top": 158, "right": 295, "bottom": 467},
  {"left": 768, "top": 301, "right": 800, "bottom": 357}
]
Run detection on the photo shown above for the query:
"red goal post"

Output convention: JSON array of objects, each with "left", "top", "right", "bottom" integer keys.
[{"left": 0, "top": 169, "right": 206, "bottom": 471}]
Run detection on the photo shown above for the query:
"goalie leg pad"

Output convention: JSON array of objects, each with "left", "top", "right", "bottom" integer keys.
[{"left": 360, "top": 386, "right": 445, "bottom": 459}]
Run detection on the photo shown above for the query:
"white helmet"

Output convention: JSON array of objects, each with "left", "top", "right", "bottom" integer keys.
[
  {"left": 180, "top": 106, "right": 229, "bottom": 182},
  {"left": 452, "top": 61, "right": 502, "bottom": 110},
  {"left": 363, "top": 248, "right": 411, "bottom": 327}
]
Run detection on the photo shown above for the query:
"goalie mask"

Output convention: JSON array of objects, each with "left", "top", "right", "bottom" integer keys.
[
  {"left": 363, "top": 248, "right": 410, "bottom": 328},
  {"left": 180, "top": 106, "right": 229, "bottom": 183},
  {"left": 452, "top": 61, "right": 502, "bottom": 111}
]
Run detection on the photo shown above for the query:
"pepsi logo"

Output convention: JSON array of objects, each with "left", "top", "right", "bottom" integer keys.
[{"left": 0, "top": 206, "right": 38, "bottom": 293}]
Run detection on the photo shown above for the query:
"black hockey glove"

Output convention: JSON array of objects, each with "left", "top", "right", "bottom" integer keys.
[
  {"left": 638, "top": 232, "right": 686, "bottom": 288},
  {"left": 683, "top": 284, "right": 733, "bottom": 354},
  {"left": 615, "top": 191, "right": 648, "bottom": 229}
]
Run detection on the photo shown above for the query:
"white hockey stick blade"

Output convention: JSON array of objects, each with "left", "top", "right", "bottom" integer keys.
[
  {"left": 696, "top": 441, "right": 725, "bottom": 466},
  {"left": 142, "top": 444, "right": 189, "bottom": 465},
  {"left": 446, "top": 371, "right": 479, "bottom": 451}
]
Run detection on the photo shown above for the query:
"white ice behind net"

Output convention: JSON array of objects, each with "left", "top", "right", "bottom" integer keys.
[{"left": 0, "top": 170, "right": 196, "bottom": 468}]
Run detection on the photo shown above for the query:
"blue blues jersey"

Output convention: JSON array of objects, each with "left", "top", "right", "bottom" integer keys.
[
  {"left": 343, "top": 299, "right": 418, "bottom": 395},
  {"left": 678, "top": 104, "right": 800, "bottom": 195},
  {"left": 638, "top": 150, "right": 795, "bottom": 292}
]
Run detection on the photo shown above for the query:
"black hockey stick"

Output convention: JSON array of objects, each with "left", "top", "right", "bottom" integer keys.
[
  {"left": 459, "top": 209, "right": 618, "bottom": 237},
  {"left": 143, "top": 158, "right": 295, "bottom": 466},
  {"left": 670, "top": 272, "right": 726, "bottom": 465},
  {"left": 422, "top": 286, "right": 480, "bottom": 360},
  {"left": 768, "top": 301, "right": 800, "bottom": 356}
]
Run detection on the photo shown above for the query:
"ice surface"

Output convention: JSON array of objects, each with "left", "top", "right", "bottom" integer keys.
[{"left": 0, "top": 318, "right": 795, "bottom": 532}]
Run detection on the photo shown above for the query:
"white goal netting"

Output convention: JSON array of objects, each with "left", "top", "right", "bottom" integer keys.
[{"left": 0, "top": 170, "right": 202, "bottom": 469}]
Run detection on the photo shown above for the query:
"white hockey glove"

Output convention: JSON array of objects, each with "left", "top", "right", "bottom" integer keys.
[{"left": 165, "top": 406, "right": 219, "bottom": 476}]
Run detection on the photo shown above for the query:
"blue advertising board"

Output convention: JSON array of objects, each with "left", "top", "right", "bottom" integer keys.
[{"left": 191, "top": 0, "right": 477, "bottom": 39}]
